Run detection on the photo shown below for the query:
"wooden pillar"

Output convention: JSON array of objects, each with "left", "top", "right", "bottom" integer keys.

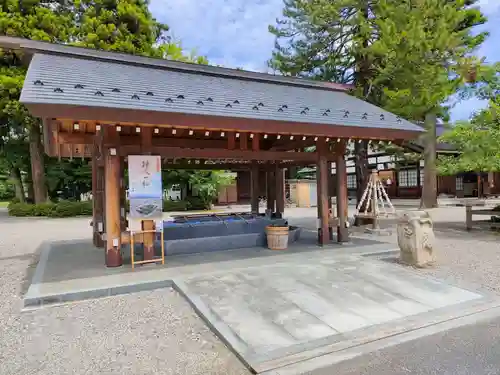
[
  {"left": 266, "top": 169, "right": 276, "bottom": 212},
  {"left": 141, "top": 127, "right": 155, "bottom": 261},
  {"left": 120, "top": 158, "right": 127, "bottom": 231},
  {"left": 317, "top": 138, "right": 329, "bottom": 246},
  {"left": 92, "top": 126, "right": 105, "bottom": 248},
  {"left": 327, "top": 161, "right": 334, "bottom": 241},
  {"left": 251, "top": 162, "right": 259, "bottom": 214},
  {"left": 104, "top": 125, "right": 122, "bottom": 267},
  {"left": 275, "top": 164, "right": 285, "bottom": 218},
  {"left": 335, "top": 140, "right": 349, "bottom": 243}
]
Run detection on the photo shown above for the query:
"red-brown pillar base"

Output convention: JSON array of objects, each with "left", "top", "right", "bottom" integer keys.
[{"left": 106, "top": 248, "right": 123, "bottom": 268}]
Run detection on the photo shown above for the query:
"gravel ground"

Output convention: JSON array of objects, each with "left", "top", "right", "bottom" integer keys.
[
  {"left": 2, "top": 205, "right": 500, "bottom": 375},
  {"left": 351, "top": 206, "right": 500, "bottom": 295},
  {"left": 0, "top": 210, "right": 249, "bottom": 375}
]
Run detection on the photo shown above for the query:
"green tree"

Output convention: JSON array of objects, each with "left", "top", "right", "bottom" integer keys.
[
  {"left": 270, "top": 0, "right": 486, "bottom": 210},
  {"left": 371, "top": 0, "right": 487, "bottom": 208},
  {"left": 0, "top": 0, "right": 209, "bottom": 204},
  {"left": 0, "top": 0, "right": 73, "bottom": 203},
  {"left": 438, "top": 62, "right": 500, "bottom": 174},
  {"left": 269, "top": 0, "right": 382, "bottom": 209}
]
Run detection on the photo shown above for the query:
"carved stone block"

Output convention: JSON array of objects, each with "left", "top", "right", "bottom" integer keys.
[{"left": 397, "top": 210, "right": 435, "bottom": 267}]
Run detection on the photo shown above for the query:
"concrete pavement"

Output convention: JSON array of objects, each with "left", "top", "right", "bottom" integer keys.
[{"left": 311, "top": 314, "right": 500, "bottom": 375}]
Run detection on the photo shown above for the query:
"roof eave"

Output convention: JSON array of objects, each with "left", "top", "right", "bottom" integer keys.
[{"left": 25, "top": 102, "right": 422, "bottom": 141}]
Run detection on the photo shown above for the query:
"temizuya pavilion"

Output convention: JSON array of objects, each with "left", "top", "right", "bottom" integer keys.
[{"left": 0, "top": 37, "right": 423, "bottom": 267}]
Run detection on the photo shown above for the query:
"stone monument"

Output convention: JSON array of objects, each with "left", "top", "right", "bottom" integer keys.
[{"left": 397, "top": 210, "right": 436, "bottom": 267}]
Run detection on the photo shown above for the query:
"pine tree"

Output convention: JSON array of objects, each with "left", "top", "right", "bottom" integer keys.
[
  {"left": 269, "top": 0, "right": 487, "bottom": 210},
  {"left": 371, "top": 0, "right": 487, "bottom": 208}
]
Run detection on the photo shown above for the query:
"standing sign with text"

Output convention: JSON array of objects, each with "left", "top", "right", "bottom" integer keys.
[{"left": 128, "top": 155, "right": 163, "bottom": 219}]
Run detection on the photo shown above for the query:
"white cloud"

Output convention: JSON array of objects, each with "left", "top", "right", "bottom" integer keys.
[
  {"left": 150, "top": 0, "right": 283, "bottom": 72},
  {"left": 477, "top": 0, "right": 500, "bottom": 15},
  {"left": 149, "top": 0, "right": 499, "bottom": 121}
]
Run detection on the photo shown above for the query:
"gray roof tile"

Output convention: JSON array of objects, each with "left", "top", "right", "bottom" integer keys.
[{"left": 21, "top": 53, "right": 423, "bottom": 134}]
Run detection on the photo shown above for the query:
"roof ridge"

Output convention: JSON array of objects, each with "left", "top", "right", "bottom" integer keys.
[{"left": 0, "top": 36, "right": 352, "bottom": 93}]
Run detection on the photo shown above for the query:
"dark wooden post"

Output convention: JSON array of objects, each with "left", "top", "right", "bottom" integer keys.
[
  {"left": 266, "top": 169, "right": 276, "bottom": 212},
  {"left": 317, "top": 138, "right": 329, "bottom": 246},
  {"left": 251, "top": 162, "right": 259, "bottom": 214},
  {"left": 104, "top": 125, "right": 122, "bottom": 267},
  {"left": 335, "top": 140, "right": 349, "bottom": 242},
  {"left": 120, "top": 157, "right": 127, "bottom": 231},
  {"left": 275, "top": 164, "right": 285, "bottom": 218},
  {"left": 141, "top": 126, "right": 155, "bottom": 261},
  {"left": 92, "top": 125, "right": 105, "bottom": 248}
]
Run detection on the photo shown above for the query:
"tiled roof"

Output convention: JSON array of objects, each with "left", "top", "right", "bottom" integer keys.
[{"left": 21, "top": 53, "right": 423, "bottom": 135}]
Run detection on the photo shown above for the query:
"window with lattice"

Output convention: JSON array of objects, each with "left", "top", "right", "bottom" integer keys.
[
  {"left": 399, "top": 169, "right": 418, "bottom": 187},
  {"left": 347, "top": 174, "right": 357, "bottom": 189}
]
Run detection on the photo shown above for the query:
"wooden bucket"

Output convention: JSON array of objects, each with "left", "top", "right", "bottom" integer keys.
[{"left": 265, "top": 225, "right": 289, "bottom": 250}]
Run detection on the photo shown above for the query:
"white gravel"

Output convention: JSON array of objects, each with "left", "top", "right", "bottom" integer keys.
[
  {"left": 0, "top": 209, "right": 249, "bottom": 375},
  {"left": 2, "top": 205, "right": 500, "bottom": 374},
  {"left": 352, "top": 206, "right": 500, "bottom": 294}
]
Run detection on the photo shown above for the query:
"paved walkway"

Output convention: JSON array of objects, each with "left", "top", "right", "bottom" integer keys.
[{"left": 176, "top": 253, "right": 497, "bottom": 374}]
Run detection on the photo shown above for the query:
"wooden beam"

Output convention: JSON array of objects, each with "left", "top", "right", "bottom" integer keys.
[
  {"left": 141, "top": 126, "right": 153, "bottom": 153},
  {"left": 228, "top": 131, "right": 236, "bottom": 150},
  {"left": 123, "top": 146, "right": 320, "bottom": 162},
  {"left": 240, "top": 132, "right": 248, "bottom": 151},
  {"left": 57, "top": 132, "right": 228, "bottom": 149},
  {"left": 335, "top": 140, "right": 349, "bottom": 242},
  {"left": 252, "top": 133, "right": 260, "bottom": 151},
  {"left": 29, "top": 104, "right": 422, "bottom": 140},
  {"left": 104, "top": 125, "right": 122, "bottom": 267}
]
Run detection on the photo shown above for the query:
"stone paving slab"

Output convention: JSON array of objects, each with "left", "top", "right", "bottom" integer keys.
[
  {"left": 174, "top": 254, "right": 492, "bottom": 373},
  {"left": 23, "top": 237, "right": 395, "bottom": 309}
]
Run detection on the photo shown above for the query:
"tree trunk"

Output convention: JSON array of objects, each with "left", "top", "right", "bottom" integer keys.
[
  {"left": 9, "top": 167, "right": 25, "bottom": 202},
  {"left": 353, "top": 5, "right": 372, "bottom": 226},
  {"left": 420, "top": 112, "right": 438, "bottom": 209},
  {"left": 29, "top": 123, "right": 48, "bottom": 203}
]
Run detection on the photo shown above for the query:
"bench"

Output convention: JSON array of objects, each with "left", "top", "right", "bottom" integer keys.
[{"left": 465, "top": 205, "right": 500, "bottom": 230}]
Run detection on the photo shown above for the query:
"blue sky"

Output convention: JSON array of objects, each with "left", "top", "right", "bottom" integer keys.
[{"left": 150, "top": 0, "right": 500, "bottom": 121}]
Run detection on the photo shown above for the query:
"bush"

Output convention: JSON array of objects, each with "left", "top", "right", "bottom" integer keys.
[
  {"left": 8, "top": 198, "right": 211, "bottom": 218},
  {"left": 8, "top": 200, "right": 93, "bottom": 218},
  {"left": 185, "top": 196, "right": 211, "bottom": 210},
  {"left": 163, "top": 199, "right": 189, "bottom": 212}
]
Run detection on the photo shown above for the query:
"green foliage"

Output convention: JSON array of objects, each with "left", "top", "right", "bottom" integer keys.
[
  {"left": 0, "top": 179, "right": 14, "bottom": 200},
  {"left": 162, "top": 170, "right": 234, "bottom": 207},
  {"left": 438, "top": 103, "right": 500, "bottom": 174},
  {"left": 8, "top": 200, "right": 93, "bottom": 217},
  {"left": 45, "top": 158, "right": 92, "bottom": 200},
  {"left": 188, "top": 171, "right": 234, "bottom": 207},
  {"left": 0, "top": 0, "right": 209, "bottom": 205},
  {"left": 371, "top": 0, "right": 487, "bottom": 121},
  {"left": 7, "top": 197, "right": 211, "bottom": 217},
  {"left": 437, "top": 63, "right": 500, "bottom": 174}
]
